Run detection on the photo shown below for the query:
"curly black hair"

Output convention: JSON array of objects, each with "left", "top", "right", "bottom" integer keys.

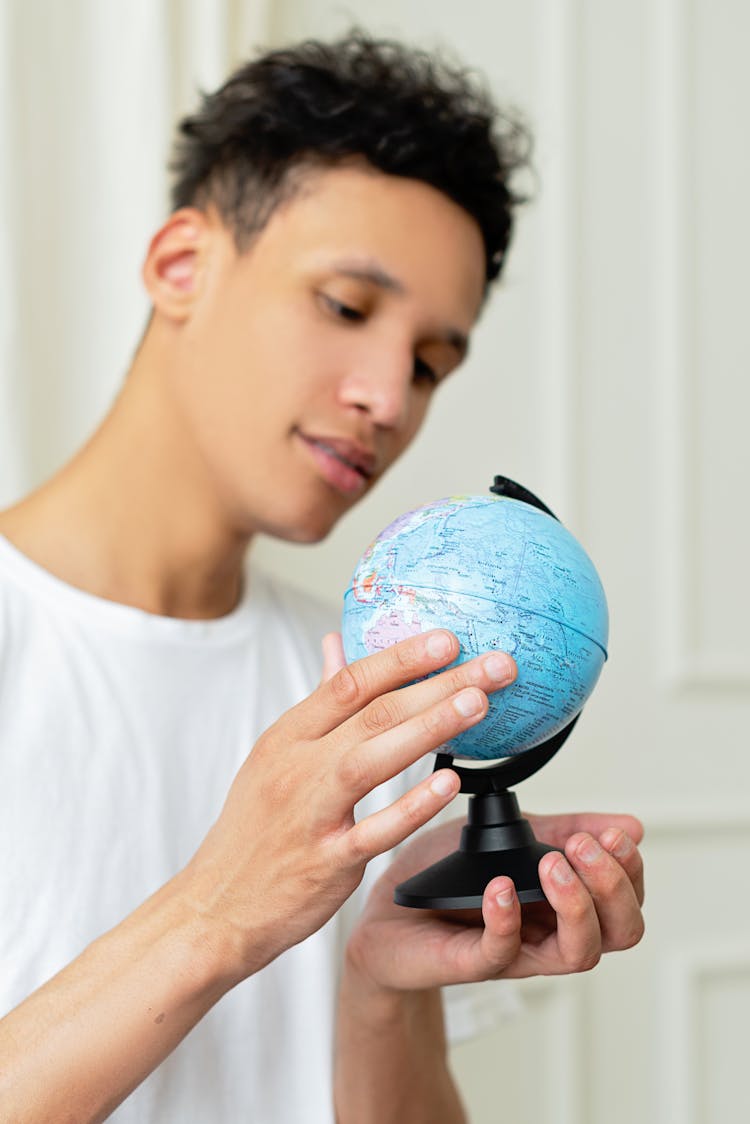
[{"left": 170, "top": 31, "right": 532, "bottom": 285}]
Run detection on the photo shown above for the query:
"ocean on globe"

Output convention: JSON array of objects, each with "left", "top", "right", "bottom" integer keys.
[{"left": 341, "top": 494, "right": 609, "bottom": 760}]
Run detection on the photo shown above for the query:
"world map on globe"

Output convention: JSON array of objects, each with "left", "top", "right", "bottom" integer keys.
[{"left": 341, "top": 494, "right": 609, "bottom": 760}]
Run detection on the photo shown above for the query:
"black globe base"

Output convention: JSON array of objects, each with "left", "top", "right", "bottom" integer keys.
[{"left": 394, "top": 790, "right": 560, "bottom": 908}]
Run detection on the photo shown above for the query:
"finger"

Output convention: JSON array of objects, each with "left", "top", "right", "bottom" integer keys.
[
  {"left": 334, "top": 686, "right": 490, "bottom": 802},
  {"left": 333, "top": 648, "right": 515, "bottom": 762},
  {"left": 563, "top": 833, "right": 645, "bottom": 953},
  {"left": 476, "top": 877, "right": 523, "bottom": 975},
  {"left": 397, "top": 877, "right": 523, "bottom": 986},
  {"left": 536, "top": 852, "right": 603, "bottom": 974},
  {"left": 598, "top": 827, "right": 645, "bottom": 906},
  {"left": 527, "top": 811, "right": 644, "bottom": 850},
  {"left": 343, "top": 768, "right": 461, "bottom": 862},
  {"left": 380, "top": 648, "right": 515, "bottom": 721},
  {"left": 320, "top": 632, "right": 346, "bottom": 684},
  {"left": 298, "top": 629, "right": 462, "bottom": 738}
]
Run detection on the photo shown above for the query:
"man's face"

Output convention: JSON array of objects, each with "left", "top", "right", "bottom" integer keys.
[{"left": 166, "top": 164, "right": 486, "bottom": 542}]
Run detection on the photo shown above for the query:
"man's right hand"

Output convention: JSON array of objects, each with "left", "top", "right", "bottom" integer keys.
[
  {"left": 183, "top": 629, "right": 516, "bottom": 984},
  {"left": 0, "top": 629, "right": 515, "bottom": 1123}
]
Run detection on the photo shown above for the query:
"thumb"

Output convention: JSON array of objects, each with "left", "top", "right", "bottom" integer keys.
[{"left": 320, "top": 631, "right": 347, "bottom": 683}]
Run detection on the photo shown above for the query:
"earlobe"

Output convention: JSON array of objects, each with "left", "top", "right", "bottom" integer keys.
[{"left": 141, "top": 208, "right": 207, "bottom": 321}]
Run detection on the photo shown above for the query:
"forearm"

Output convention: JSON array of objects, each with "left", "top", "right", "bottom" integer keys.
[
  {"left": 0, "top": 869, "right": 238, "bottom": 1124},
  {"left": 334, "top": 957, "right": 466, "bottom": 1124}
]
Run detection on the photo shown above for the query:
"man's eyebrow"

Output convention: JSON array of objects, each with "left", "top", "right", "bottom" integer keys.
[
  {"left": 330, "top": 258, "right": 405, "bottom": 294},
  {"left": 329, "top": 257, "right": 470, "bottom": 359}
]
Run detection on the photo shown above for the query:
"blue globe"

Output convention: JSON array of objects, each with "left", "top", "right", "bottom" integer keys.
[{"left": 341, "top": 494, "right": 609, "bottom": 760}]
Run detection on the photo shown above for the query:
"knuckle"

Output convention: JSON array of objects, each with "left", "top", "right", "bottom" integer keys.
[
  {"left": 360, "top": 695, "right": 400, "bottom": 737},
  {"left": 631, "top": 854, "right": 645, "bottom": 883},
  {"left": 344, "top": 825, "right": 373, "bottom": 866},
  {"left": 580, "top": 951, "right": 602, "bottom": 973},
  {"left": 601, "top": 862, "right": 640, "bottom": 906},
  {"left": 434, "top": 658, "right": 481, "bottom": 695},
  {"left": 337, "top": 750, "right": 372, "bottom": 794},
  {"left": 564, "top": 898, "right": 593, "bottom": 928},
  {"left": 487, "top": 949, "right": 520, "bottom": 981},
  {"left": 328, "top": 664, "right": 361, "bottom": 706},
  {"left": 453, "top": 659, "right": 485, "bottom": 688},
  {"left": 618, "top": 915, "right": 646, "bottom": 951},
  {"left": 436, "top": 666, "right": 471, "bottom": 698},
  {"left": 597, "top": 864, "right": 629, "bottom": 898},
  {"left": 398, "top": 790, "right": 429, "bottom": 832},
  {"left": 391, "top": 638, "right": 422, "bottom": 677},
  {"left": 570, "top": 946, "right": 601, "bottom": 973},
  {"left": 420, "top": 703, "right": 448, "bottom": 738}
]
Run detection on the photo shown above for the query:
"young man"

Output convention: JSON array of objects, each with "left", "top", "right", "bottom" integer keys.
[{"left": 0, "top": 32, "right": 644, "bottom": 1123}]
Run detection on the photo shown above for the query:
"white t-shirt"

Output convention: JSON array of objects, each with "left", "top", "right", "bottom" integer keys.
[
  {"left": 0, "top": 533, "right": 364, "bottom": 1121},
  {"left": 0, "top": 534, "right": 513, "bottom": 1121}
]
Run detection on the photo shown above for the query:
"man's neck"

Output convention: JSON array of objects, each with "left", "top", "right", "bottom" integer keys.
[{"left": 0, "top": 342, "right": 252, "bottom": 620}]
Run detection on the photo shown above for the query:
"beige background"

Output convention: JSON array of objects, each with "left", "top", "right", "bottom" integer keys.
[{"left": 2, "top": 2, "right": 749, "bottom": 1121}]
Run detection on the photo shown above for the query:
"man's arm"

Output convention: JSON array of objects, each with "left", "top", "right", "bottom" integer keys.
[
  {"left": 335, "top": 963, "right": 465, "bottom": 1124},
  {"left": 0, "top": 871, "right": 234, "bottom": 1123},
  {"left": 0, "top": 631, "right": 514, "bottom": 1122}
]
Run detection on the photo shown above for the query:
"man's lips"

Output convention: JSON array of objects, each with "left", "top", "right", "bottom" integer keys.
[
  {"left": 296, "top": 431, "right": 377, "bottom": 496},
  {"left": 297, "top": 432, "right": 377, "bottom": 478}
]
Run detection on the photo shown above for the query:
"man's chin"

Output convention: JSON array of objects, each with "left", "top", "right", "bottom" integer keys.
[
  {"left": 259, "top": 511, "right": 340, "bottom": 546},
  {"left": 284, "top": 525, "right": 334, "bottom": 546},
  {"left": 246, "top": 484, "right": 362, "bottom": 545}
]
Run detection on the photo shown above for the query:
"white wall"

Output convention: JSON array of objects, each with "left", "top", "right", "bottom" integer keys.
[{"left": 2, "top": 2, "right": 749, "bottom": 1120}]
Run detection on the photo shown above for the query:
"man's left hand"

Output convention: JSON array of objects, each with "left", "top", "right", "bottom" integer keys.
[{"left": 346, "top": 811, "right": 645, "bottom": 990}]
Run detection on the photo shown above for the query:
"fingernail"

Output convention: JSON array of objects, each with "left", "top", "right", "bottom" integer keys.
[
  {"left": 576, "top": 837, "right": 603, "bottom": 865},
  {"left": 495, "top": 887, "right": 514, "bottom": 908},
  {"left": 551, "top": 856, "right": 575, "bottom": 886},
  {"left": 482, "top": 652, "right": 515, "bottom": 683},
  {"left": 453, "top": 688, "right": 484, "bottom": 718},
  {"left": 426, "top": 631, "right": 454, "bottom": 660},
  {"left": 430, "top": 771, "right": 458, "bottom": 797},
  {"left": 601, "top": 829, "right": 633, "bottom": 860}
]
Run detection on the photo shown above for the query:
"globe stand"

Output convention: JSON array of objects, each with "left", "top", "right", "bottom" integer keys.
[
  {"left": 393, "top": 717, "right": 578, "bottom": 908},
  {"left": 394, "top": 473, "right": 578, "bottom": 910}
]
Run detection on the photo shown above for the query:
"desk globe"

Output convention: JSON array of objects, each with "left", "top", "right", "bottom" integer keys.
[{"left": 341, "top": 477, "right": 609, "bottom": 908}]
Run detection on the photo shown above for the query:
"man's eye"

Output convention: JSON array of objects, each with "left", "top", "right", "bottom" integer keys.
[
  {"left": 320, "top": 294, "right": 365, "bottom": 322},
  {"left": 414, "top": 357, "right": 438, "bottom": 386}
]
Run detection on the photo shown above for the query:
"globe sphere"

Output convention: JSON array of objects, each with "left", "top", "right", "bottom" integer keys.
[{"left": 341, "top": 494, "right": 609, "bottom": 760}]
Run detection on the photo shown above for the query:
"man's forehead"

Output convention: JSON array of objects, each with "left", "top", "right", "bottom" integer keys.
[
  {"left": 267, "top": 163, "right": 482, "bottom": 247},
  {"left": 240, "top": 165, "right": 486, "bottom": 320}
]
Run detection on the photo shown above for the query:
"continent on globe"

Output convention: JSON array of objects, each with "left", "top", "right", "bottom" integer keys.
[{"left": 341, "top": 494, "right": 609, "bottom": 760}]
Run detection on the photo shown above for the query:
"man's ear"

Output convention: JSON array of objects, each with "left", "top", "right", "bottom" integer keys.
[{"left": 141, "top": 208, "right": 209, "bottom": 321}]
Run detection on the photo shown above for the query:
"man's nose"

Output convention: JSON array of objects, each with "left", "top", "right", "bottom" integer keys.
[{"left": 338, "top": 348, "right": 413, "bottom": 429}]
